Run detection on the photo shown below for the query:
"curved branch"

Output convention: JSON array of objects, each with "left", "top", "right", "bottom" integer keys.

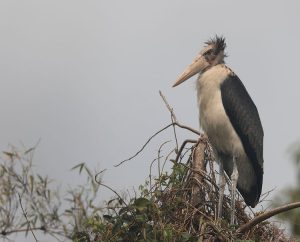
[
  {"left": 114, "top": 122, "right": 200, "bottom": 167},
  {"left": 237, "top": 201, "right": 300, "bottom": 234},
  {"left": 114, "top": 124, "right": 173, "bottom": 167},
  {"left": 174, "top": 139, "right": 198, "bottom": 163},
  {"left": 114, "top": 91, "right": 200, "bottom": 167},
  {"left": 174, "top": 122, "right": 200, "bottom": 136},
  {"left": 94, "top": 178, "right": 128, "bottom": 207}
]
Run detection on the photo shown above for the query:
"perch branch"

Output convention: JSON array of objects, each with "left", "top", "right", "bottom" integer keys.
[{"left": 237, "top": 201, "right": 300, "bottom": 234}]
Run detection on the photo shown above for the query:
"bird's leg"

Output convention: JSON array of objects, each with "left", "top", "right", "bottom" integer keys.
[
  {"left": 230, "top": 156, "right": 239, "bottom": 225},
  {"left": 217, "top": 162, "right": 226, "bottom": 220}
]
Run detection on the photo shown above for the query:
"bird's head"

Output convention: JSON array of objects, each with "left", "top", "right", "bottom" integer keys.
[{"left": 173, "top": 36, "right": 227, "bottom": 87}]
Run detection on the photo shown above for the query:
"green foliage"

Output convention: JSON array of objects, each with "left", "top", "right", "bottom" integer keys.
[
  {"left": 0, "top": 143, "right": 198, "bottom": 241},
  {"left": 0, "top": 145, "right": 102, "bottom": 241},
  {"left": 0, "top": 141, "right": 294, "bottom": 241},
  {"left": 273, "top": 142, "right": 300, "bottom": 237},
  {"left": 81, "top": 164, "right": 196, "bottom": 242}
]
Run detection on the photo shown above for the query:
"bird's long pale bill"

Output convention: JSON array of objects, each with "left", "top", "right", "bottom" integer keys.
[{"left": 172, "top": 54, "right": 208, "bottom": 87}]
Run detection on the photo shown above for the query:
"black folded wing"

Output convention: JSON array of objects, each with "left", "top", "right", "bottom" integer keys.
[{"left": 221, "top": 73, "right": 264, "bottom": 207}]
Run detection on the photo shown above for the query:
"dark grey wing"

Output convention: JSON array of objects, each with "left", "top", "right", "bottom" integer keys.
[{"left": 221, "top": 74, "right": 264, "bottom": 207}]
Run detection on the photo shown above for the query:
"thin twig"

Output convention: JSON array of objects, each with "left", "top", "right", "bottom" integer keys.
[
  {"left": 17, "top": 193, "right": 38, "bottom": 242},
  {"left": 174, "top": 139, "right": 198, "bottom": 163},
  {"left": 1, "top": 227, "right": 45, "bottom": 236},
  {"left": 159, "top": 90, "right": 178, "bottom": 122},
  {"left": 114, "top": 122, "right": 200, "bottom": 167},
  {"left": 173, "top": 160, "right": 219, "bottom": 190},
  {"left": 172, "top": 116, "right": 179, "bottom": 152},
  {"left": 114, "top": 91, "right": 200, "bottom": 167},
  {"left": 237, "top": 201, "right": 300, "bottom": 234},
  {"left": 157, "top": 140, "right": 171, "bottom": 179},
  {"left": 174, "top": 122, "right": 200, "bottom": 136},
  {"left": 149, "top": 156, "right": 164, "bottom": 190},
  {"left": 161, "top": 148, "right": 176, "bottom": 175},
  {"left": 114, "top": 123, "right": 173, "bottom": 167},
  {"left": 159, "top": 91, "right": 179, "bottom": 151},
  {"left": 149, "top": 156, "right": 164, "bottom": 192},
  {"left": 94, "top": 178, "right": 128, "bottom": 207},
  {"left": 259, "top": 187, "right": 276, "bottom": 203},
  {"left": 94, "top": 168, "right": 107, "bottom": 184}
]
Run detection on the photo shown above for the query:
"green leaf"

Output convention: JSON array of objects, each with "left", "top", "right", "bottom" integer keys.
[
  {"left": 134, "top": 197, "right": 150, "bottom": 212},
  {"left": 24, "top": 147, "right": 35, "bottom": 155},
  {"left": 84, "top": 166, "right": 93, "bottom": 178},
  {"left": 180, "top": 232, "right": 191, "bottom": 241},
  {"left": 3, "top": 151, "right": 16, "bottom": 158},
  {"left": 72, "top": 232, "right": 90, "bottom": 242},
  {"left": 163, "top": 228, "right": 172, "bottom": 240},
  {"left": 135, "top": 214, "right": 146, "bottom": 222}
]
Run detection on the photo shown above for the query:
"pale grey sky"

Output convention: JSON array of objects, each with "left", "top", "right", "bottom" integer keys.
[{"left": 1, "top": 1, "right": 300, "bottom": 240}]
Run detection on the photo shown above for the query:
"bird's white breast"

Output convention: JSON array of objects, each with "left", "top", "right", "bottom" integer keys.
[{"left": 196, "top": 65, "right": 244, "bottom": 156}]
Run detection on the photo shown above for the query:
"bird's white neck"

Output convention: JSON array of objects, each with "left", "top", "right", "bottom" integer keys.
[{"left": 196, "top": 64, "right": 230, "bottom": 101}]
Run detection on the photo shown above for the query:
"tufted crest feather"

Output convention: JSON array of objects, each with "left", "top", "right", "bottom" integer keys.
[{"left": 205, "top": 35, "right": 227, "bottom": 55}]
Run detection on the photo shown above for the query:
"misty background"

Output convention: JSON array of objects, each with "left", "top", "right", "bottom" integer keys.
[{"left": 0, "top": 2, "right": 300, "bottom": 237}]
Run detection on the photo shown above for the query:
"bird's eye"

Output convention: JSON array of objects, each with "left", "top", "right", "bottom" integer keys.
[{"left": 204, "top": 49, "right": 213, "bottom": 56}]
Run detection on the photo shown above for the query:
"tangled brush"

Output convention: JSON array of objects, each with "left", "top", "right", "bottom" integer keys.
[
  {"left": 90, "top": 92, "right": 299, "bottom": 242},
  {"left": 153, "top": 135, "right": 294, "bottom": 241}
]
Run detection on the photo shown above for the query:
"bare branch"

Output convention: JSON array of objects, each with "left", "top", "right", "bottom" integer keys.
[
  {"left": 259, "top": 187, "right": 277, "bottom": 203},
  {"left": 114, "top": 123, "right": 173, "bottom": 167},
  {"left": 114, "top": 122, "right": 200, "bottom": 167},
  {"left": 159, "top": 91, "right": 200, "bottom": 136},
  {"left": 174, "top": 122, "right": 200, "bottom": 136},
  {"left": 159, "top": 90, "right": 180, "bottom": 152},
  {"left": 94, "top": 177, "right": 128, "bottom": 207},
  {"left": 237, "top": 201, "right": 300, "bottom": 234},
  {"left": 1, "top": 227, "right": 46, "bottom": 236},
  {"left": 114, "top": 92, "right": 200, "bottom": 167},
  {"left": 159, "top": 90, "right": 178, "bottom": 122},
  {"left": 174, "top": 139, "right": 198, "bottom": 163},
  {"left": 157, "top": 140, "right": 171, "bottom": 179}
]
